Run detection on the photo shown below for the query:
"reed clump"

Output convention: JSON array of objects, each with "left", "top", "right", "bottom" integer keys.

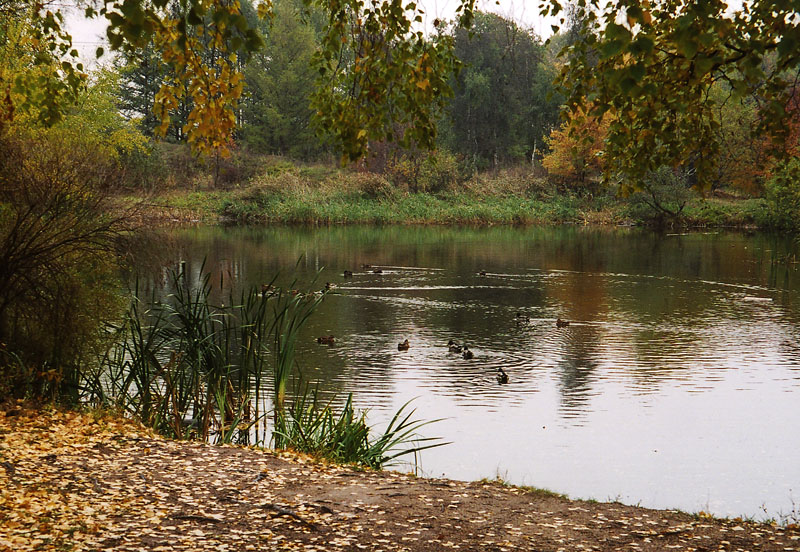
[{"left": 82, "top": 266, "right": 441, "bottom": 468}]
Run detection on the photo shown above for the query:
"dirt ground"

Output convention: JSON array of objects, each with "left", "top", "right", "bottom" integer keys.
[{"left": 1, "top": 405, "right": 797, "bottom": 552}]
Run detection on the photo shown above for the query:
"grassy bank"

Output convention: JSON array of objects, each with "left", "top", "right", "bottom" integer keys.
[{"left": 118, "top": 153, "right": 769, "bottom": 228}]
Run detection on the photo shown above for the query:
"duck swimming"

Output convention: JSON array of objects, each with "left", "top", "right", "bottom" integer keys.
[
  {"left": 556, "top": 318, "right": 570, "bottom": 328},
  {"left": 447, "top": 339, "right": 463, "bottom": 353},
  {"left": 497, "top": 367, "right": 509, "bottom": 384},
  {"left": 397, "top": 339, "right": 410, "bottom": 351},
  {"left": 516, "top": 311, "right": 530, "bottom": 323},
  {"left": 462, "top": 346, "right": 474, "bottom": 360},
  {"left": 316, "top": 335, "right": 335, "bottom": 345},
  {"left": 343, "top": 270, "right": 353, "bottom": 278}
]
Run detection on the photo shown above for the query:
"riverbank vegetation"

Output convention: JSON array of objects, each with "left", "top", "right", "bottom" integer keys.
[
  {"left": 4, "top": 0, "right": 798, "bottom": 231},
  {"left": 121, "top": 148, "right": 769, "bottom": 227},
  {"left": 3, "top": 0, "right": 800, "bottom": 479},
  {"left": 6, "top": 2, "right": 791, "bottom": 230}
]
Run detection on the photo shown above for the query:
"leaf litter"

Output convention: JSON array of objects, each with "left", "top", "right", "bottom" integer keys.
[{"left": 1, "top": 403, "right": 797, "bottom": 551}]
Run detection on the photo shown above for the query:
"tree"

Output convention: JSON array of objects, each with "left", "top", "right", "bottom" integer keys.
[
  {"left": 114, "top": 41, "right": 192, "bottom": 140},
  {"left": 308, "top": 1, "right": 475, "bottom": 162},
  {"left": 7, "top": 0, "right": 479, "bottom": 161},
  {"left": 0, "top": 67, "right": 146, "bottom": 399},
  {"left": 541, "top": 106, "right": 610, "bottom": 187},
  {"left": 0, "top": 0, "right": 86, "bottom": 130},
  {"left": 442, "top": 12, "right": 560, "bottom": 166},
  {"left": 239, "top": 0, "right": 323, "bottom": 158},
  {"left": 0, "top": 127, "right": 126, "bottom": 400},
  {"left": 544, "top": 0, "right": 800, "bottom": 190},
  {"left": 709, "top": 85, "right": 768, "bottom": 194}
]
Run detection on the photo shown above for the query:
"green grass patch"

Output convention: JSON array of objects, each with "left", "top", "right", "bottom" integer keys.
[
  {"left": 479, "top": 475, "right": 570, "bottom": 500},
  {"left": 128, "top": 161, "right": 768, "bottom": 229}
]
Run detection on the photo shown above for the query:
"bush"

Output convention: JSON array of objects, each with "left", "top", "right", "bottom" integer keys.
[
  {"left": 0, "top": 128, "right": 125, "bottom": 401},
  {"left": 626, "top": 166, "right": 695, "bottom": 226},
  {"left": 349, "top": 172, "right": 397, "bottom": 200},
  {"left": 418, "top": 150, "right": 460, "bottom": 195},
  {"left": 763, "top": 158, "right": 800, "bottom": 231},
  {"left": 384, "top": 150, "right": 460, "bottom": 194}
]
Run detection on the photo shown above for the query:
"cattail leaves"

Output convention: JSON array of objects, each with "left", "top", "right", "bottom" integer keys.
[{"left": 84, "top": 265, "right": 443, "bottom": 467}]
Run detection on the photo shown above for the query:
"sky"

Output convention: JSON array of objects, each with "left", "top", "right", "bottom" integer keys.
[
  {"left": 64, "top": 0, "right": 556, "bottom": 66},
  {"left": 419, "top": 0, "right": 553, "bottom": 36}
]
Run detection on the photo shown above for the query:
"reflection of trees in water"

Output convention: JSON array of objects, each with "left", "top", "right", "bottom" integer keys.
[
  {"left": 545, "top": 254, "right": 605, "bottom": 420},
  {"left": 555, "top": 329, "right": 601, "bottom": 420},
  {"left": 128, "top": 224, "right": 800, "bottom": 412}
]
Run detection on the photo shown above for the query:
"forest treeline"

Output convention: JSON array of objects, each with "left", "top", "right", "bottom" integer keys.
[
  {"left": 3, "top": 0, "right": 799, "bottom": 226},
  {"left": 2, "top": 0, "right": 800, "bottom": 406}
]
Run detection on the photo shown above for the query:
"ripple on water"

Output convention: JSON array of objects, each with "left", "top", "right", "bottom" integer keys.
[
  {"left": 155, "top": 226, "right": 800, "bottom": 520},
  {"left": 316, "top": 265, "right": 800, "bottom": 405}
]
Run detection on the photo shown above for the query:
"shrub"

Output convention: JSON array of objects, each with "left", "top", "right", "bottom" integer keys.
[
  {"left": 349, "top": 172, "right": 397, "bottom": 199},
  {"left": 384, "top": 150, "right": 460, "bottom": 194},
  {"left": 418, "top": 150, "right": 460, "bottom": 195},
  {"left": 0, "top": 128, "right": 126, "bottom": 401},
  {"left": 626, "top": 166, "right": 695, "bottom": 226},
  {"left": 763, "top": 158, "right": 800, "bottom": 231}
]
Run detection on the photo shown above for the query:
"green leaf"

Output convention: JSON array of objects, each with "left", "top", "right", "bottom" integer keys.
[
  {"left": 675, "top": 33, "right": 698, "bottom": 58},
  {"left": 619, "top": 76, "right": 637, "bottom": 94},
  {"left": 601, "top": 39, "right": 626, "bottom": 58},
  {"left": 694, "top": 55, "right": 714, "bottom": 75},
  {"left": 605, "top": 22, "right": 631, "bottom": 42},
  {"left": 629, "top": 63, "right": 645, "bottom": 82},
  {"left": 778, "top": 36, "right": 797, "bottom": 59}
]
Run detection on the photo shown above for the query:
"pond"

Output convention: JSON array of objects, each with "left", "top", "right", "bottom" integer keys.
[{"left": 135, "top": 225, "right": 800, "bottom": 521}]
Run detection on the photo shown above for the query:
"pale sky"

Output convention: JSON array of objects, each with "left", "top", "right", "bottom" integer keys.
[
  {"left": 65, "top": 0, "right": 555, "bottom": 66},
  {"left": 420, "top": 0, "right": 553, "bottom": 36}
]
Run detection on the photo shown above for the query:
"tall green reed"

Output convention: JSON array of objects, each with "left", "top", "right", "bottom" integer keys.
[
  {"left": 276, "top": 382, "right": 448, "bottom": 469},
  {"left": 86, "top": 266, "right": 276, "bottom": 443},
  {"left": 83, "top": 265, "right": 445, "bottom": 467}
]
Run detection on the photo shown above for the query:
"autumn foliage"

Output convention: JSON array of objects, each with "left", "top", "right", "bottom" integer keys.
[{"left": 541, "top": 108, "right": 610, "bottom": 186}]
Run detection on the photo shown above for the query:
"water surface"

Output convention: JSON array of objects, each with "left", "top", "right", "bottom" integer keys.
[{"left": 136, "top": 225, "right": 800, "bottom": 520}]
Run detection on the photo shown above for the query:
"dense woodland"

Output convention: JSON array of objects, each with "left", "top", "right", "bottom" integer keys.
[{"left": 1, "top": 0, "right": 800, "bottom": 412}]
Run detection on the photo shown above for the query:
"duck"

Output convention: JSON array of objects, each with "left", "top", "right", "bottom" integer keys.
[
  {"left": 260, "top": 283, "right": 274, "bottom": 295},
  {"left": 447, "top": 339, "right": 463, "bottom": 353},
  {"left": 556, "top": 318, "right": 570, "bottom": 328},
  {"left": 515, "top": 311, "right": 530, "bottom": 323},
  {"left": 397, "top": 339, "right": 410, "bottom": 351},
  {"left": 478, "top": 270, "right": 487, "bottom": 276},
  {"left": 373, "top": 268, "right": 383, "bottom": 274},
  {"left": 316, "top": 335, "right": 335, "bottom": 345},
  {"left": 496, "top": 367, "right": 509, "bottom": 384},
  {"left": 324, "top": 282, "right": 337, "bottom": 291},
  {"left": 462, "top": 346, "right": 474, "bottom": 360},
  {"left": 343, "top": 270, "right": 353, "bottom": 278}
]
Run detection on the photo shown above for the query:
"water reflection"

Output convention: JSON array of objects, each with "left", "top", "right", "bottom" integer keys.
[{"left": 131, "top": 225, "right": 800, "bottom": 519}]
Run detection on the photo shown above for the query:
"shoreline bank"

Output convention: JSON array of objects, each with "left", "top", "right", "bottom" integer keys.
[
  {"left": 2, "top": 405, "right": 796, "bottom": 551},
  {"left": 116, "top": 185, "right": 766, "bottom": 229}
]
